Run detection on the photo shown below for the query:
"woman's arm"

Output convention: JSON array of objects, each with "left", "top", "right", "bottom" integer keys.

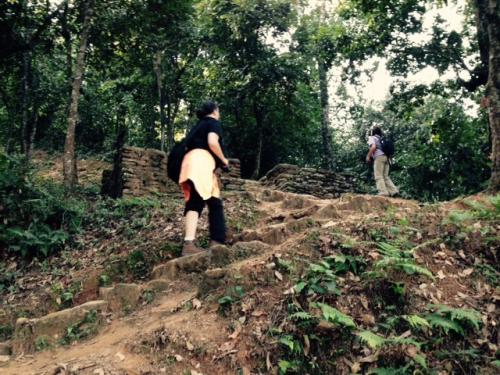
[
  {"left": 366, "top": 143, "right": 376, "bottom": 162},
  {"left": 208, "top": 132, "right": 229, "bottom": 166}
]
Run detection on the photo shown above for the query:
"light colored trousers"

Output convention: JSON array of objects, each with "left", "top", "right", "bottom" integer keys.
[{"left": 374, "top": 155, "right": 399, "bottom": 196}]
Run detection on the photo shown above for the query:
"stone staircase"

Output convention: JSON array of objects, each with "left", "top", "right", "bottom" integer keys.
[{"left": 1, "top": 182, "right": 418, "bottom": 369}]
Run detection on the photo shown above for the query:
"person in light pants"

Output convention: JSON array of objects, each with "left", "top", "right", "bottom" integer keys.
[{"left": 366, "top": 126, "right": 399, "bottom": 197}]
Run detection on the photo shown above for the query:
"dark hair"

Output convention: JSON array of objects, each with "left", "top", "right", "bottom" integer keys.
[
  {"left": 371, "top": 126, "right": 383, "bottom": 136},
  {"left": 196, "top": 100, "right": 218, "bottom": 119}
]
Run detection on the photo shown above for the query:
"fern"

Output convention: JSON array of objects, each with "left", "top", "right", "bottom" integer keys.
[
  {"left": 373, "top": 256, "right": 434, "bottom": 280},
  {"left": 427, "top": 304, "right": 482, "bottom": 331},
  {"left": 403, "top": 315, "right": 431, "bottom": 331},
  {"left": 369, "top": 366, "right": 411, "bottom": 375},
  {"left": 377, "top": 242, "right": 402, "bottom": 257},
  {"left": 289, "top": 311, "right": 314, "bottom": 321},
  {"left": 357, "top": 330, "right": 386, "bottom": 349},
  {"left": 315, "top": 303, "right": 356, "bottom": 328},
  {"left": 425, "top": 314, "right": 465, "bottom": 336}
]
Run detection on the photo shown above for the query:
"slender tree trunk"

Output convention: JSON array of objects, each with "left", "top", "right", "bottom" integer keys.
[
  {"left": 167, "top": 100, "right": 180, "bottom": 150},
  {"left": 479, "top": 0, "right": 500, "bottom": 191},
  {"left": 252, "top": 101, "right": 264, "bottom": 179},
  {"left": 63, "top": 0, "right": 93, "bottom": 189},
  {"left": 61, "top": 1, "right": 73, "bottom": 96},
  {"left": 318, "top": 58, "right": 334, "bottom": 170},
  {"left": 153, "top": 51, "right": 167, "bottom": 151},
  {"left": 21, "top": 51, "right": 32, "bottom": 156}
]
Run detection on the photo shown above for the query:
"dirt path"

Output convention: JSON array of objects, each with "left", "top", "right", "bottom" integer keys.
[{"left": 2, "top": 187, "right": 435, "bottom": 375}]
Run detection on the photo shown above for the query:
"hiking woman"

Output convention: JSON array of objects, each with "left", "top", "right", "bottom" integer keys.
[
  {"left": 179, "top": 101, "right": 229, "bottom": 256},
  {"left": 366, "top": 126, "right": 399, "bottom": 197}
]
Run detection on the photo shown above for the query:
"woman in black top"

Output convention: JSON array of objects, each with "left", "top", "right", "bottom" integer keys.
[{"left": 178, "top": 101, "right": 229, "bottom": 256}]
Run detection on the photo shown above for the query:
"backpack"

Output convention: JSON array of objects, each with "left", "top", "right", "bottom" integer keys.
[
  {"left": 166, "top": 123, "right": 202, "bottom": 183},
  {"left": 378, "top": 135, "right": 395, "bottom": 158}
]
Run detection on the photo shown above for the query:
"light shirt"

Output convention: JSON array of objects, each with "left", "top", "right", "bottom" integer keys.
[{"left": 368, "top": 135, "right": 385, "bottom": 159}]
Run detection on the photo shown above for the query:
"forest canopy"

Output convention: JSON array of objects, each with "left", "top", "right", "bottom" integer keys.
[{"left": 1, "top": 0, "right": 499, "bottom": 201}]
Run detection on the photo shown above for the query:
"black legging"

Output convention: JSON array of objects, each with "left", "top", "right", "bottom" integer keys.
[{"left": 184, "top": 180, "right": 226, "bottom": 243}]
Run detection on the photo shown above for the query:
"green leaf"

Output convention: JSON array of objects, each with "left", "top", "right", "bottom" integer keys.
[
  {"left": 317, "top": 303, "right": 356, "bottom": 328},
  {"left": 403, "top": 315, "right": 430, "bottom": 330},
  {"left": 357, "top": 330, "right": 386, "bottom": 349},
  {"left": 294, "top": 281, "right": 306, "bottom": 293},
  {"left": 413, "top": 353, "right": 427, "bottom": 369},
  {"left": 426, "top": 314, "right": 464, "bottom": 336}
]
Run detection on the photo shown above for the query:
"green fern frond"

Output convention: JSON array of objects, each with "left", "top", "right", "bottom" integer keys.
[
  {"left": 357, "top": 330, "right": 386, "bottom": 349},
  {"left": 425, "top": 314, "right": 465, "bottom": 336},
  {"left": 445, "top": 210, "right": 474, "bottom": 224},
  {"left": 289, "top": 311, "right": 314, "bottom": 321},
  {"left": 373, "top": 257, "right": 434, "bottom": 280},
  {"left": 489, "top": 195, "right": 500, "bottom": 212},
  {"left": 377, "top": 242, "right": 401, "bottom": 257},
  {"left": 390, "top": 336, "right": 423, "bottom": 349},
  {"left": 369, "top": 366, "right": 410, "bottom": 375},
  {"left": 403, "top": 315, "right": 431, "bottom": 330},
  {"left": 429, "top": 304, "right": 482, "bottom": 330},
  {"left": 316, "top": 303, "right": 356, "bottom": 328}
]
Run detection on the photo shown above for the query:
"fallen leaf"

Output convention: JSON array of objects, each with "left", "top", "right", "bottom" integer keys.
[
  {"left": 437, "top": 270, "right": 446, "bottom": 280},
  {"left": 115, "top": 352, "right": 125, "bottom": 361},
  {"left": 186, "top": 341, "right": 194, "bottom": 351},
  {"left": 351, "top": 361, "right": 361, "bottom": 373},
  {"left": 174, "top": 354, "right": 184, "bottom": 362},
  {"left": 229, "top": 323, "right": 242, "bottom": 340},
  {"left": 462, "top": 268, "right": 474, "bottom": 276},
  {"left": 266, "top": 352, "right": 272, "bottom": 370},
  {"left": 192, "top": 298, "right": 202, "bottom": 310},
  {"left": 274, "top": 271, "right": 283, "bottom": 281},
  {"left": 252, "top": 310, "right": 266, "bottom": 317},
  {"left": 303, "top": 334, "right": 310, "bottom": 356}
]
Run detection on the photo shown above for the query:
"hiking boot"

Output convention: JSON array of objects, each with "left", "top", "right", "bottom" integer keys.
[
  {"left": 182, "top": 241, "right": 205, "bottom": 257},
  {"left": 209, "top": 240, "right": 224, "bottom": 248}
]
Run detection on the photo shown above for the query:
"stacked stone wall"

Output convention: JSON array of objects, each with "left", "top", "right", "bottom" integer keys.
[
  {"left": 102, "top": 146, "right": 241, "bottom": 198},
  {"left": 259, "top": 163, "right": 361, "bottom": 199}
]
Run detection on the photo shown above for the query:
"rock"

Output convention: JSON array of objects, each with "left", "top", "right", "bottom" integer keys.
[
  {"left": 198, "top": 268, "right": 228, "bottom": 296},
  {"left": 210, "top": 245, "right": 231, "bottom": 266},
  {"left": 12, "top": 301, "right": 107, "bottom": 355},
  {"left": 99, "top": 284, "right": 141, "bottom": 313},
  {"left": 145, "top": 279, "right": 170, "bottom": 292},
  {"left": 260, "top": 225, "right": 289, "bottom": 245},
  {"left": 0, "top": 355, "right": 10, "bottom": 363},
  {"left": 152, "top": 252, "right": 211, "bottom": 280},
  {"left": 232, "top": 241, "right": 270, "bottom": 258},
  {"left": 152, "top": 261, "right": 178, "bottom": 280},
  {"left": 0, "top": 342, "right": 11, "bottom": 356}
]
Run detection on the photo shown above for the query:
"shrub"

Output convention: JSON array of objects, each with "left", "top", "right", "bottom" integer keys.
[{"left": 0, "top": 153, "right": 84, "bottom": 259}]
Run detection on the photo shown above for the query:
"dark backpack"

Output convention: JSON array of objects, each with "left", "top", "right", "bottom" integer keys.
[
  {"left": 379, "top": 136, "right": 395, "bottom": 158},
  {"left": 167, "top": 123, "right": 201, "bottom": 183}
]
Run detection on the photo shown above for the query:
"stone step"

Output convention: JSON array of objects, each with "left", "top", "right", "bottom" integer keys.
[
  {"left": 13, "top": 300, "right": 108, "bottom": 355},
  {"left": 99, "top": 283, "right": 142, "bottom": 313},
  {"left": 152, "top": 251, "right": 211, "bottom": 280},
  {"left": 0, "top": 342, "right": 11, "bottom": 356}
]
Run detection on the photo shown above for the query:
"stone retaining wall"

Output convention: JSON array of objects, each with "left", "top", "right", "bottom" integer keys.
[
  {"left": 102, "top": 146, "right": 241, "bottom": 198},
  {"left": 259, "top": 163, "right": 360, "bottom": 199}
]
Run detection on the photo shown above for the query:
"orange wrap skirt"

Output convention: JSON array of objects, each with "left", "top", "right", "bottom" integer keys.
[{"left": 179, "top": 148, "right": 220, "bottom": 201}]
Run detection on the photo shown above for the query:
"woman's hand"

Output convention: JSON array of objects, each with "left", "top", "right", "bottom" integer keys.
[{"left": 222, "top": 158, "right": 229, "bottom": 167}]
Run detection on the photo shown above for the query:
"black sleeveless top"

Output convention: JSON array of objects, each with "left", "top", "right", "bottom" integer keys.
[{"left": 186, "top": 117, "right": 224, "bottom": 164}]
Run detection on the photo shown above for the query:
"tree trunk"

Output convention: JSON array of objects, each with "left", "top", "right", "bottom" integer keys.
[
  {"left": 480, "top": 0, "right": 500, "bottom": 191},
  {"left": 252, "top": 101, "right": 264, "bottom": 179},
  {"left": 61, "top": 0, "right": 73, "bottom": 96},
  {"left": 63, "top": 0, "right": 93, "bottom": 189},
  {"left": 153, "top": 51, "right": 167, "bottom": 151},
  {"left": 318, "top": 58, "right": 334, "bottom": 171},
  {"left": 21, "top": 51, "right": 32, "bottom": 157}
]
